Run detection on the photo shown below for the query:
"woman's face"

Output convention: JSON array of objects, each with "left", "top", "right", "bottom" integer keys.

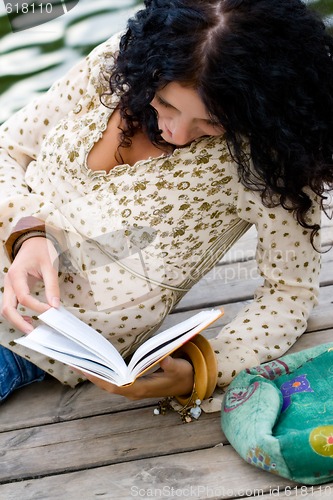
[{"left": 150, "top": 82, "right": 224, "bottom": 147}]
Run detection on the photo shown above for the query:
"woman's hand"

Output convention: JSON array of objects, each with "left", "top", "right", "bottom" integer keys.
[
  {"left": 2, "top": 237, "right": 60, "bottom": 333},
  {"left": 82, "top": 355, "right": 194, "bottom": 400}
]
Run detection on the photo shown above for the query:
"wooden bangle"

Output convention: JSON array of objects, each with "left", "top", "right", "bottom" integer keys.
[
  {"left": 155, "top": 334, "right": 219, "bottom": 422},
  {"left": 191, "top": 334, "right": 218, "bottom": 399},
  {"left": 174, "top": 341, "right": 208, "bottom": 406}
]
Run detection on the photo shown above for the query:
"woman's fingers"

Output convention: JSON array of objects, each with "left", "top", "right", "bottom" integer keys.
[
  {"left": 80, "top": 356, "right": 194, "bottom": 401},
  {"left": 1, "top": 237, "right": 61, "bottom": 332},
  {"left": 42, "top": 262, "right": 61, "bottom": 308},
  {"left": 2, "top": 275, "right": 33, "bottom": 333}
]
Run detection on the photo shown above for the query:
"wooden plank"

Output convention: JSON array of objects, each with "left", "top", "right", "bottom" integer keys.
[
  {"left": 1, "top": 329, "right": 333, "bottom": 484},
  {"left": 0, "top": 378, "right": 157, "bottom": 433},
  {"left": 287, "top": 327, "right": 333, "bottom": 353},
  {"left": 0, "top": 408, "right": 223, "bottom": 483},
  {"left": 3, "top": 327, "right": 333, "bottom": 499},
  {"left": 176, "top": 246, "right": 333, "bottom": 312},
  {"left": 0, "top": 208, "right": 331, "bottom": 497},
  {"left": 4, "top": 444, "right": 332, "bottom": 499},
  {"left": 2, "top": 285, "right": 332, "bottom": 433},
  {"left": 0, "top": 445, "right": 302, "bottom": 500},
  {"left": 1, "top": 211, "right": 330, "bottom": 432}
]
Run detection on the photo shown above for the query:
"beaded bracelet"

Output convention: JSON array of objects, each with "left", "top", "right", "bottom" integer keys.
[{"left": 154, "top": 381, "right": 202, "bottom": 423}]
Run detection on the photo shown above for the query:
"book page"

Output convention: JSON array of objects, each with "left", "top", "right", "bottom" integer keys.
[
  {"left": 35, "top": 306, "right": 128, "bottom": 379},
  {"left": 17, "top": 328, "right": 122, "bottom": 384},
  {"left": 127, "top": 308, "right": 223, "bottom": 380},
  {"left": 15, "top": 306, "right": 223, "bottom": 387},
  {"left": 20, "top": 325, "right": 106, "bottom": 364}
]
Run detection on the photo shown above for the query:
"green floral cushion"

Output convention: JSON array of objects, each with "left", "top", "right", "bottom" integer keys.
[{"left": 221, "top": 343, "right": 333, "bottom": 485}]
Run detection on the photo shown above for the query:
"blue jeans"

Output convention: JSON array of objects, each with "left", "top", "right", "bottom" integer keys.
[{"left": 0, "top": 345, "right": 45, "bottom": 403}]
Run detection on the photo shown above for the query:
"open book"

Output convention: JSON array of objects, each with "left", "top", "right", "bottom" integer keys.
[{"left": 15, "top": 306, "right": 223, "bottom": 387}]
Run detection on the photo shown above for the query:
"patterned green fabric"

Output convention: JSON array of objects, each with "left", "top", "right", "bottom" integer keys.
[{"left": 221, "top": 343, "right": 333, "bottom": 485}]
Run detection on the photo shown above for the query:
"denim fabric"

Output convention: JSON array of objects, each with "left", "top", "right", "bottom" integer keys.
[{"left": 0, "top": 345, "right": 45, "bottom": 402}]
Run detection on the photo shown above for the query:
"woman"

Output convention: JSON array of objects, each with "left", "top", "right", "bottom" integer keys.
[{"left": 0, "top": 0, "right": 332, "bottom": 412}]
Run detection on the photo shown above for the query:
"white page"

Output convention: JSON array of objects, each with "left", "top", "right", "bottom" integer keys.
[
  {"left": 127, "top": 309, "right": 222, "bottom": 376},
  {"left": 17, "top": 333, "right": 124, "bottom": 385},
  {"left": 18, "top": 325, "right": 115, "bottom": 366},
  {"left": 37, "top": 306, "right": 128, "bottom": 379},
  {"left": 15, "top": 307, "right": 223, "bottom": 386},
  {"left": 128, "top": 309, "right": 221, "bottom": 378}
]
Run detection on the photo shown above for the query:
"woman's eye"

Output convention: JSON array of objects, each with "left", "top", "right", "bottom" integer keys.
[{"left": 156, "top": 95, "right": 171, "bottom": 108}]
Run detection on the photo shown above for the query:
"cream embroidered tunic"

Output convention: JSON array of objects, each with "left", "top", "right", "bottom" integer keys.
[{"left": 0, "top": 33, "right": 321, "bottom": 393}]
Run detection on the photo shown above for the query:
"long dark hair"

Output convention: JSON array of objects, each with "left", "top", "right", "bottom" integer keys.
[{"left": 108, "top": 0, "right": 333, "bottom": 242}]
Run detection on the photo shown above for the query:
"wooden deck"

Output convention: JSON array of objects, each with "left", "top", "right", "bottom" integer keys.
[{"left": 0, "top": 212, "right": 332, "bottom": 499}]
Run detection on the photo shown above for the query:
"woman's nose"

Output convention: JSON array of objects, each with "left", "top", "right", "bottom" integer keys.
[{"left": 169, "top": 117, "right": 193, "bottom": 145}]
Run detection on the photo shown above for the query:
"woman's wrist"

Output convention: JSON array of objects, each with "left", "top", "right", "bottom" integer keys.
[
  {"left": 12, "top": 231, "right": 57, "bottom": 260},
  {"left": 5, "top": 216, "right": 48, "bottom": 262},
  {"left": 4, "top": 215, "right": 73, "bottom": 272}
]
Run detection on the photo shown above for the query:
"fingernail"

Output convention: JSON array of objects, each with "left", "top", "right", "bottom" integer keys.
[{"left": 51, "top": 297, "right": 60, "bottom": 308}]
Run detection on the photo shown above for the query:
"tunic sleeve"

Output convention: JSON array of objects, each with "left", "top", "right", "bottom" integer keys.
[{"left": 211, "top": 186, "right": 321, "bottom": 388}]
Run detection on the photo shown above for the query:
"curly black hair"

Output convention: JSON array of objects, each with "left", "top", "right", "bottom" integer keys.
[{"left": 108, "top": 0, "right": 333, "bottom": 242}]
